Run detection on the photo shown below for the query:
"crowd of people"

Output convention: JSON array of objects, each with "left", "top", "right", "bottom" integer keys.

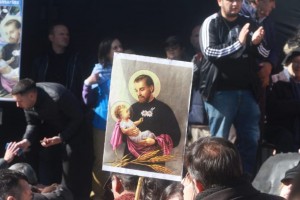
[{"left": 2, "top": 0, "right": 300, "bottom": 199}]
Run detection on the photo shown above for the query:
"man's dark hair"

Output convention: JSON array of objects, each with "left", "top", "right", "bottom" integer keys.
[
  {"left": 11, "top": 78, "right": 37, "bottom": 95},
  {"left": 140, "top": 177, "right": 171, "bottom": 200},
  {"left": 9, "top": 163, "right": 38, "bottom": 185},
  {"left": 48, "top": 22, "right": 68, "bottom": 35},
  {"left": 185, "top": 137, "right": 243, "bottom": 190},
  {"left": 4, "top": 19, "right": 21, "bottom": 29},
  {"left": 134, "top": 74, "right": 154, "bottom": 87},
  {"left": 112, "top": 173, "right": 138, "bottom": 192},
  {"left": 160, "top": 182, "right": 184, "bottom": 200},
  {"left": 0, "top": 169, "right": 29, "bottom": 199}
]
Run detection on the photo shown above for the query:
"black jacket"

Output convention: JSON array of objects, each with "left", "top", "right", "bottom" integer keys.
[
  {"left": 266, "top": 80, "right": 300, "bottom": 128},
  {"left": 31, "top": 49, "right": 83, "bottom": 101},
  {"left": 266, "top": 78, "right": 300, "bottom": 146},
  {"left": 23, "top": 82, "right": 84, "bottom": 146},
  {"left": 198, "top": 12, "right": 270, "bottom": 101},
  {"left": 196, "top": 179, "right": 284, "bottom": 200}
]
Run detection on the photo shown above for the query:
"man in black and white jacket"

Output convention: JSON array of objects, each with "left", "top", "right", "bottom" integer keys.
[{"left": 198, "top": 0, "right": 270, "bottom": 175}]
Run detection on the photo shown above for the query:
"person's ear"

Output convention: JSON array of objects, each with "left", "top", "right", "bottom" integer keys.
[
  {"left": 115, "top": 178, "right": 123, "bottom": 193},
  {"left": 193, "top": 179, "right": 204, "bottom": 193},
  {"left": 7, "top": 196, "right": 16, "bottom": 200}
]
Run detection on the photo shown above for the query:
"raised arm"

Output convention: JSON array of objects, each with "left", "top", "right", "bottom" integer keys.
[{"left": 82, "top": 73, "right": 100, "bottom": 106}]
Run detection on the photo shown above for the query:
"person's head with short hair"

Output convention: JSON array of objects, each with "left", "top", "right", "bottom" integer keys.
[
  {"left": 110, "top": 173, "right": 138, "bottom": 199},
  {"left": 4, "top": 19, "right": 21, "bottom": 43},
  {"left": 248, "top": 0, "right": 276, "bottom": 19},
  {"left": 48, "top": 23, "right": 70, "bottom": 54},
  {"left": 160, "top": 182, "right": 184, "bottom": 200},
  {"left": 185, "top": 137, "right": 243, "bottom": 191},
  {"left": 140, "top": 177, "right": 172, "bottom": 200},
  {"left": 218, "top": 0, "right": 243, "bottom": 21},
  {"left": 134, "top": 74, "right": 154, "bottom": 103},
  {"left": 98, "top": 37, "right": 123, "bottom": 67},
  {"left": 9, "top": 163, "right": 38, "bottom": 186},
  {"left": 11, "top": 78, "right": 38, "bottom": 110},
  {"left": 0, "top": 169, "right": 33, "bottom": 200},
  {"left": 164, "top": 35, "right": 185, "bottom": 60}
]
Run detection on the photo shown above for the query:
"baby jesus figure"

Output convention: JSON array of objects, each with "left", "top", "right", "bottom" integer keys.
[{"left": 114, "top": 104, "right": 156, "bottom": 144}]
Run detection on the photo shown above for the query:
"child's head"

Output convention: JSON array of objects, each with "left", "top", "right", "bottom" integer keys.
[{"left": 114, "top": 104, "right": 130, "bottom": 120}]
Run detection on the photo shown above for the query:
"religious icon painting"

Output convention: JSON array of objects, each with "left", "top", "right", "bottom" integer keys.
[
  {"left": 103, "top": 53, "right": 193, "bottom": 181},
  {"left": 0, "top": 0, "right": 23, "bottom": 100}
]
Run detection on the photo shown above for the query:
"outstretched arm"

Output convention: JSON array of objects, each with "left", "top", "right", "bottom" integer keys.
[
  {"left": 133, "top": 117, "right": 143, "bottom": 126},
  {"left": 82, "top": 73, "right": 100, "bottom": 107},
  {"left": 0, "top": 142, "right": 20, "bottom": 169}
]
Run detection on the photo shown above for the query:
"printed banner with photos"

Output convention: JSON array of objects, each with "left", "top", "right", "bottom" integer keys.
[
  {"left": 102, "top": 53, "right": 193, "bottom": 181},
  {"left": 0, "top": 0, "right": 22, "bottom": 100}
]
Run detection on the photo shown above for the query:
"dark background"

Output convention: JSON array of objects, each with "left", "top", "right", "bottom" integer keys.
[{"left": 0, "top": 0, "right": 299, "bottom": 160}]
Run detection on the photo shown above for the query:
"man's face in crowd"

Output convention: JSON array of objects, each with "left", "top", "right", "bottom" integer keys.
[
  {"left": 49, "top": 25, "right": 70, "bottom": 49},
  {"left": 256, "top": 0, "right": 276, "bottom": 18},
  {"left": 5, "top": 23, "right": 21, "bottom": 43},
  {"left": 218, "top": 0, "right": 242, "bottom": 20},
  {"left": 12, "top": 93, "right": 36, "bottom": 110},
  {"left": 134, "top": 79, "right": 154, "bottom": 103}
]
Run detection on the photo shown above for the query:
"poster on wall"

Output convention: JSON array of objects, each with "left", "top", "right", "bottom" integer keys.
[
  {"left": 102, "top": 53, "right": 193, "bottom": 181},
  {"left": 0, "top": 0, "right": 22, "bottom": 100}
]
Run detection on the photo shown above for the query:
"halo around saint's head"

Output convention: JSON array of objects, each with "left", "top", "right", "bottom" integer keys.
[
  {"left": 110, "top": 101, "right": 131, "bottom": 122},
  {"left": 128, "top": 70, "right": 161, "bottom": 101}
]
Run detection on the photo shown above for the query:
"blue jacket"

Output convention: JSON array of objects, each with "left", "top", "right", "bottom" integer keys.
[{"left": 82, "top": 63, "right": 111, "bottom": 130}]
